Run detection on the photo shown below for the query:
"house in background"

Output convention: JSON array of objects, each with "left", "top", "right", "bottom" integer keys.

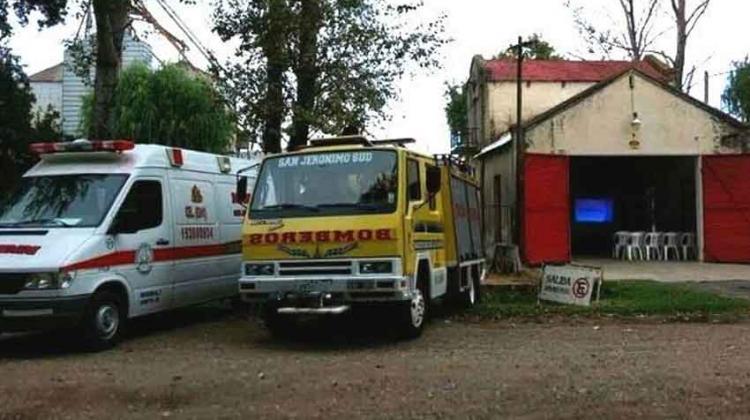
[
  {"left": 29, "top": 33, "right": 154, "bottom": 137},
  {"left": 470, "top": 58, "right": 750, "bottom": 267}
]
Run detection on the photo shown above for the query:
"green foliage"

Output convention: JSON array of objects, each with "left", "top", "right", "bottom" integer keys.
[
  {"left": 31, "top": 105, "right": 63, "bottom": 141},
  {"left": 443, "top": 83, "right": 467, "bottom": 137},
  {"left": 81, "top": 63, "right": 235, "bottom": 153},
  {"left": 722, "top": 57, "right": 750, "bottom": 123},
  {"left": 0, "top": 0, "right": 68, "bottom": 41},
  {"left": 495, "top": 34, "right": 564, "bottom": 60},
  {"left": 212, "top": 0, "right": 448, "bottom": 151},
  {"left": 473, "top": 281, "right": 750, "bottom": 319},
  {"left": 0, "top": 47, "right": 34, "bottom": 198}
]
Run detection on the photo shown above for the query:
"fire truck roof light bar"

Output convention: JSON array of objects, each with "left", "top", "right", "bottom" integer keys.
[{"left": 30, "top": 139, "right": 135, "bottom": 155}]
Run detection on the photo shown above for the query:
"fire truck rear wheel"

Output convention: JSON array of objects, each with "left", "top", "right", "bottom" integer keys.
[
  {"left": 397, "top": 283, "right": 427, "bottom": 339},
  {"left": 461, "top": 266, "right": 482, "bottom": 308}
]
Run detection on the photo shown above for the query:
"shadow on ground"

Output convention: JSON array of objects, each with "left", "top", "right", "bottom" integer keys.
[
  {"left": 0, "top": 299, "right": 466, "bottom": 357},
  {"left": 0, "top": 302, "right": 236, "bottom": 359}
]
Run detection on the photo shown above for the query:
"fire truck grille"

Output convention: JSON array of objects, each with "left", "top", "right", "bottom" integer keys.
[
  {"left": 278, "top": 261, "right": 353, "bottom": 276},
  {"left": 0, "top": 274, "right": 29, "bottom": 295}
]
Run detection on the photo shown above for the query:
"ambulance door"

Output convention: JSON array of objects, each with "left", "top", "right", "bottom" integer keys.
[
  {"left": 108, "top": 173, "right": 175, "bottom": 316},
  {"left": 170, "top": 173, "right": 221, "bottom": 306}
]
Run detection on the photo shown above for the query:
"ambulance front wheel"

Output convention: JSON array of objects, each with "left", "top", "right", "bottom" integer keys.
[{"left": 81, "top": 290, "right": 125, "bottom": 350}]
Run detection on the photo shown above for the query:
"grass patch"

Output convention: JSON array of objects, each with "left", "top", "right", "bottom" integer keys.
[{"left": 472, "top": 280, "right": 750, "bottom": 320}]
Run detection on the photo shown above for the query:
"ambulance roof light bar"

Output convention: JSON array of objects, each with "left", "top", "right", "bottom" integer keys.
[{"left": 30, "top": 139, "right": 135, "bottom": 155}]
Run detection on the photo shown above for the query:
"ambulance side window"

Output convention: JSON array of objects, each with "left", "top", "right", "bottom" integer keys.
[
  {"left": 117, "top": 180, "right": 163, "bottom": 231},
  {"left": 407, "top": 159, "right": 421, "bottom": 202}
]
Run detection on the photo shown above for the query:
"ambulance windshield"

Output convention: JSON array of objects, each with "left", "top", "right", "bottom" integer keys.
[
  {"left": 250, "top": 150, "right": 398, "bottom": 219},
  {"left": 0, "top": 174, "right": 128, "bottom": 228}
]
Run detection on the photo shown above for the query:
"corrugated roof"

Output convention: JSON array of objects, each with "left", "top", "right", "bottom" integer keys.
[
  {"left": 484, "top": 59, "right": 671, "bottom": 83},
  {"left": 29, "top": 63, "right": 63, "bottom": 83}
]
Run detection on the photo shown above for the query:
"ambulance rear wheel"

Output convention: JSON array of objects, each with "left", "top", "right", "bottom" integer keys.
[
  {"left": 397, "top": 284, "right": 427, "bottom": 339},
  {"left": 81, "top": 291, "right": 124, "bottom": 350}
]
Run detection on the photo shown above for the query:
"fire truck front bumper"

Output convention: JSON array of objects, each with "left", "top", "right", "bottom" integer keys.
[{"left": 239, "top": 276, "right": 414, "bottom": 306}]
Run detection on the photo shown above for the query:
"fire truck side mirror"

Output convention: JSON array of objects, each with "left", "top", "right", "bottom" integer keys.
[
  {"left": 426, "top": 166, "right": 441, "bottom": 195},
  {"left": 236, "top": 176, "right": 248, "bottom": 205}
]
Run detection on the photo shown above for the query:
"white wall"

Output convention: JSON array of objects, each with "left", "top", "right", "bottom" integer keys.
[
  {"left": 30, "top": 82, "right": 62, "bottom": 114},
  {"left": 525, "top": 72, "right": 745, "bottom": 156}
]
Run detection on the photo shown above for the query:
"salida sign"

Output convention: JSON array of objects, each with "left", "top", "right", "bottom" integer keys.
[{"left": 539, "top": 264, "right": 602, "bottom": 307}]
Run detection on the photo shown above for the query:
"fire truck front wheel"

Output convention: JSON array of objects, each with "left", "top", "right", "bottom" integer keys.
[
  {"left": 264, "top": 307, "right": 296, "bottom": 338},
  {"left": 397, "top": 284, "right": 427, "bottom": 339}
]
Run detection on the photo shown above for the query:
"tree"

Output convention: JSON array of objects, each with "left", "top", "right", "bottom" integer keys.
[
  {"left": 443, "top": 83, "right": 467, "bottom": 140},
  {"left": 566, "top": 0, "right": 661, "bottom": 60},
  {"left": 494, "top": 34, "right": 564, "bottom": 60},
  {"left": 722, "top": 57, "right": 750, "bottom": 123},
  {"left": 566, "top": 0, "right": 712, "bottom": 91},
  {"left": 0, "top": 47, "right": 34, "bottom": 198},
  {"left": 212, "top": 0, "right": 447, "bottom": 153},
  {"left": 670, "top": 0, "right": 711, "bottom": 90},
  {"left": 81, "top": 63, "right": 235, "bottom": 153},
  {"left": 0, "top": 0, "right": 67, "bottom": 42},
  {"left": 90, "top": 0, "right": 130, "bottom": 139}
]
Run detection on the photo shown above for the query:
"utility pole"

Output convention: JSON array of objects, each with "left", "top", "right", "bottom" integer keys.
[
  {"left": 514, "top": 36, "right": 537, "bottom": 254},
  {"left": 704, "top": 70, "right": 709, "bottom": 104}
]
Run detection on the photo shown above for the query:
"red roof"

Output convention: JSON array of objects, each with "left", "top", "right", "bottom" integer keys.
[{"left": 484, "top": 59, "right": 671, "bottom": 83}]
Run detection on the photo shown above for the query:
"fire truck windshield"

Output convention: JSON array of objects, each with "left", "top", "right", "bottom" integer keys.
[{"left": 250, "top": 150, "right": 398, "bottom": 219}]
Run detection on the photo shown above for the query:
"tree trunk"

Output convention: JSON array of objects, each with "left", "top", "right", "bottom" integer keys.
[
  {"left": 289, "top": 0, "right": 321, "bottom": 151},
  {"left": 91, "top": 0, "right": 130, "bottom": 139},
  {"left": 671, "top": 0, "right": 710, "bottom": 91},
  {"left": 261, "top": 0, "right": 288, "bottom": 154},
  {"left": 672, "top": 0, "right": 687, "bottom": 90}
]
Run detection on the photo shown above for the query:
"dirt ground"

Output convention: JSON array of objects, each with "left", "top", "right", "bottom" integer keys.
[{"left": 3, "top": 306, "right": 750, "bottom": 419}]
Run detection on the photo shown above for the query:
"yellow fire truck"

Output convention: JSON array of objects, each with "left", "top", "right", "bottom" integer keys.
[{"left": 236, "top": 136, "right": 484, "bottom": 337}]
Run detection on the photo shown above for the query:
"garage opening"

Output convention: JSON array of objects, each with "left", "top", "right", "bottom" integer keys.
[{"left": 570, "top": 156, "right": 697, "bottom": 257}]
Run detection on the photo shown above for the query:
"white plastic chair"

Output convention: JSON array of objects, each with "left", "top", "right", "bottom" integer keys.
[
  {"left": 625, "top": 232, "right": 645, "bottom": 261},
  {"left": 662, "top": 232, "right": 680, "bottom": 261},
  {"left": 612, "top": 231, "right": 629, "bottom": 259},
  {"left": 680, "top": 233, "right": 697, "bottom": 261},
  {"left": 643, "top": 232, "right": 663, "bottom": 261}
]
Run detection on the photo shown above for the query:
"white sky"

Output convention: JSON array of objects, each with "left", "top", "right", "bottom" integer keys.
[{"left": 8, "top": 0, "right": 750, "bottom": 153}]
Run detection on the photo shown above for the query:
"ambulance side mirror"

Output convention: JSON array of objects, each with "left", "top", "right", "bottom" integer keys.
[
  {"left": 236, "top": 176, "right": 248, "bottom": 205},
  {"left": 426, "top": 166, "right": 442, "bottom": 196}
]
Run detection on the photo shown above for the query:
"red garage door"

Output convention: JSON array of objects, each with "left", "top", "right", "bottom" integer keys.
[
  {"left": 523, "top": 154, "right": 571, "bottom": 265},
  {"left": 703, "top": 155, "right": 750, "bottom": 263}
]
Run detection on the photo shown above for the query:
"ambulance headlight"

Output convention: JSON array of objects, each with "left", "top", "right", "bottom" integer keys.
[
  {"left": 24, "top": 271, "right": 76, "bottom": 290},
  {"left": 245, "top": 263, "right": 275, "bottom": 276},
  {"left": 359, "top": 261, "right": 393, "bottom": 275}
]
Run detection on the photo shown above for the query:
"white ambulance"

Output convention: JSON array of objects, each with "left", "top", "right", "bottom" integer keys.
[{"left": 0, "top": 140, "right": 258, "bottom": 348}]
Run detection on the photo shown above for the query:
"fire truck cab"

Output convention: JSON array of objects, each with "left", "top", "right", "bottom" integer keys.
[{"left": 237, "top": 136, "right": 484, "bottom": 338}]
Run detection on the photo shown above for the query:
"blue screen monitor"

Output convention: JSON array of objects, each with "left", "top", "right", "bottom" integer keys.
[{"left": 575, "top": 198, "right": 614, "bottom": 223}]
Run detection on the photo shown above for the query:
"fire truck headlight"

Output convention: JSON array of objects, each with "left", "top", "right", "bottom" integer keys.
[
  {"left": 24, "top": 271, "right": 75, "bottom": 290},
  {"left": 359, "top": 261, "right": 393, "bottom": 275},
  {"left": 245, "top": 263, "right": 275, "bottom": 276}
]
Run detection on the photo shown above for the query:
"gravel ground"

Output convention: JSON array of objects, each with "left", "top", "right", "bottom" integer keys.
[{"left": 2, "top": 306, "right": 750, "bottom": 419}]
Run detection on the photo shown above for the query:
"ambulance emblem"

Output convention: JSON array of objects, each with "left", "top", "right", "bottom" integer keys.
[
  {"left": 191, "top": 185, "right": 203, "bottom": 203},
  {"left": 135, "top": 243, "right": 154, "bottom": 274}
]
